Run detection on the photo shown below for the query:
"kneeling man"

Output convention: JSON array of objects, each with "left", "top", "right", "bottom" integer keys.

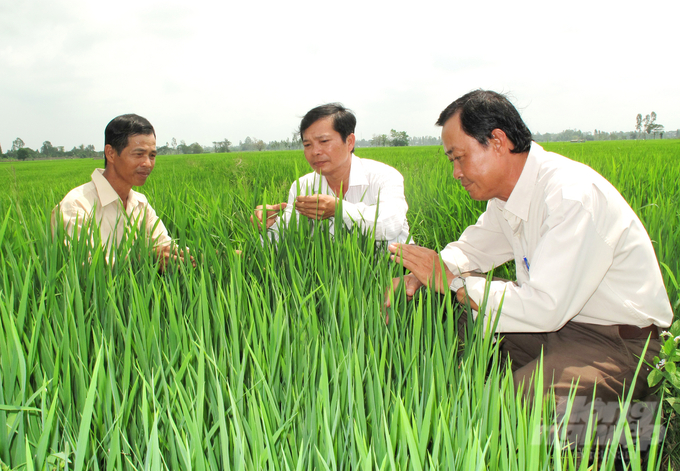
[
  {"left": 54, "top": 114, "right": 178, "bottom": 265},
  {"left": 253, "top": 103, "right": 410, "bottom": 244},
  {"left": 389, "top": 90, "right": 672, "bottom": 403}
]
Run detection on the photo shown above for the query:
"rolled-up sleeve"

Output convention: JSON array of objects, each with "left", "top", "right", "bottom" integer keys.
[
  {"left": 143, "top": 205, "right": 173, "bottom": 248},
  {"left": 52, "top": 190, "right": 96, "bottom": 242},
  {"left": 340, "top": 169, "right": 408, "bottom": 242}
]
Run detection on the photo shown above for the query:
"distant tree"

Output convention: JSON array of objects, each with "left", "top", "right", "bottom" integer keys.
[
  {"left": 65, "top": 144, "right": 98, "bottom": 158},
  {"left": 0, "top": 142, "right": 3, "bottom": 156},
  {"left": 12, "top": 137, "right": 25, "bottom": 152},
  {"left": 41, "top": 141, "right": 55, "bottom": 157},
  {"left": 240, "top": 137, "right": 257, "bottom": 151},
  {"left": 255, "top": 139, "right": 265, "bottom": 151},
  {"left": 213, "top": 138, "right": 231, "bottom": 153},
  {"left": 157, "top": 143, "right": 171, "bottom": 155},
  {"left": 389, "top": 129, "right": 409, "bottom": 147},
  {"left": 643, "top": 112, "right": 664, "bottom": 136},
  {"left": 187, "top": 142, "right": 203, "bottom": 154},
  {"left": 635, "top": 114, "right": 642, "bottom": 137},
  {"left": 290, "top": 132, "right": 302, "bottom": 150},
  {"left": 642, "top": 114, "right": 650, "bottom": 136},
  {"left": 409, "top": 136, "right": 442, "bottom": 146},
  {"left": 371, "top": 134, "right": 389, "bottom": 147},
  {"left": 177, "top": 140, "right": 188, "bottom": 154},
  {"left": 70, "top": 145, "right": 85, "bottom": 158},
  {"left": 17, "top": 148, "right": 31, "bottom": 161},
  {"left": 266, "top": 139, "right": 289, "bottom": 150}
]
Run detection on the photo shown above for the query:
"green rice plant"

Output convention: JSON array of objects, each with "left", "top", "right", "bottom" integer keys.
[{"left": 0, "top": 140, "right": 677, "bottom": 469}]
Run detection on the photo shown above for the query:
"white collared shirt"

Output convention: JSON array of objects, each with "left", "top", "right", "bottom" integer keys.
[
  {"left": 54, "top": 168, "right": 172, "bottom": 250},
  {"left": 441, "top": 143, "right": 673, "bottom": 332},
  {"left": 269, "top": 154, "right": 410, "bottom": 245}
]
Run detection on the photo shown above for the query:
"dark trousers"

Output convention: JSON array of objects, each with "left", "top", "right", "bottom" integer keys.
[{"left": 499, "top": 321, "right": 660, "bottom": 403}]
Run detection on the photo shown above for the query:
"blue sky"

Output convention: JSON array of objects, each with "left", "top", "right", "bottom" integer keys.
[{"left": 1, "top": 0, "right": 678, "bottom": 151}]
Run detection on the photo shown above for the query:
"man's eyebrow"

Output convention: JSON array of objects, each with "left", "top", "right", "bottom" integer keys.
[
  {"left": 445, "top": 146, "right": 463, "bottom": 157},
  {"left": 303, "top": 133, "right": 332, "bottom": 142}
]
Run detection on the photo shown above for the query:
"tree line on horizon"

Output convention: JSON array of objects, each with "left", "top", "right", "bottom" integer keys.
[
  {"left": 155, "top": 129, "right": 420, "bottom": 155},
  {"left": 534, "top": 111, "right": 672, "bottom": 143},
  {"left": 1, "top": 114, "right": 676, "bottom": 161},
  {"left": 0, "top": 138, "right": 101, "bottom": 161}
]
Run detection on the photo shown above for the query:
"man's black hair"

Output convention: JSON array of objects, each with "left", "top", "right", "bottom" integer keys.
[
  {"left": 436, "top": 90, "right": 532, "bottom": 154},
  {"left": 299, "top": 103, "right": 356, "bottom": 148},
  {"left": 104, "top": 114, "right": 156, "bottom": 166}
]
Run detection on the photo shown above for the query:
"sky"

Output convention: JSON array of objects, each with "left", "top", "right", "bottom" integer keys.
[{"left": 1, "top": 0, "right": 679, "bottom": 151}]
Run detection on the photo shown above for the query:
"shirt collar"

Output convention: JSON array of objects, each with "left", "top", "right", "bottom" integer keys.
[
  {"left": 347, "top": 154, "right": 369, "bottom": 188},
  {"left": 501, "top": 142, "right": 541, "bottom": 222},
  {"left": 91, "top": 168, "right": 143, "bottom": 209}
]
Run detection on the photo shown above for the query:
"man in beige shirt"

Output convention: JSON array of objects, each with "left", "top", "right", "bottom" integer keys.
[{"left": 54, "top": 114, "right": 179, "bottom": 265}]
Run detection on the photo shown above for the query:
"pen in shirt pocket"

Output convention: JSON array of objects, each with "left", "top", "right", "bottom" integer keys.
[{"left": 523, "top": 257, "right": 530, "bottom": 272}]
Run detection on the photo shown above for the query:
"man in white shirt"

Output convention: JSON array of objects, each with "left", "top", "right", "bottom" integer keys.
[
  {"left": 388, "top": 90, "right": 673, "bottom": 403},
  {"left": 54, "top": 114, "right": 180, "bottom": 266},
  {"left": 252, "top": 103, "right": 410, "bottom": 245}
]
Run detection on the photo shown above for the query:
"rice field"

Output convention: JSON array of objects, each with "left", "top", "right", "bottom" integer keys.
[{"left": 1, "top": 140, "right": 679, "bottom": 469}]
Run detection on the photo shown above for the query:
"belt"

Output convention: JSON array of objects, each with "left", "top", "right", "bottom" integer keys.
[{"left": 617, "top": 324, "right": 659, "bottom": 340}]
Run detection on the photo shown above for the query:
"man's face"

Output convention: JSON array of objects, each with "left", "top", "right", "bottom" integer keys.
[
  {"left": 441, "top": 113, "right": 506, "bottom": 201},
  {"left": 302, "top": 117, "right": 354, "bottom": 180},
  {"left": 106, "top": 133, "right": 157, "bottom": 187}
]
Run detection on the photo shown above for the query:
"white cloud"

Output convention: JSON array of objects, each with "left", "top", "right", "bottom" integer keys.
[{"left": 1, "top": 0, "right": 679, "bottom": 151}]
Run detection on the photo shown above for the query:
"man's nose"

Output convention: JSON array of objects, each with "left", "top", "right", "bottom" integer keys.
[{"left": 453, "top": 163, "right": 463, "bottom": 180}]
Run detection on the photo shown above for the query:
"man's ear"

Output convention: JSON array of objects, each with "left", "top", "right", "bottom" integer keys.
[
  {"left": 104, "top": 144, "right": 116, "bottom": 165},
  {"left": 346, "top": 133, "right": 356, "bottom": 152},
  {"left": 490, "top": 128, "right": 511, "bottom": 153}
]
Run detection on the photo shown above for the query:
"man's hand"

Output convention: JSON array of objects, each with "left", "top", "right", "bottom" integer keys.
[
  {"left": 156, "top": 245, "right": 196, "bottom": 271},
  {"left": 387, "top": 244, "right": 486, "bottom": 312},
  {"left": 295, "top": 194, "right": 336, "bottom": 220},
  {"left": 251, "top": 203, "right": 287, "bottom": 230},
  {"left": 388, "top": 244, "right": 456, "bottom": 293},
  {"left": 384, "top": 273, "right": 424, "bottom": 309}
]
